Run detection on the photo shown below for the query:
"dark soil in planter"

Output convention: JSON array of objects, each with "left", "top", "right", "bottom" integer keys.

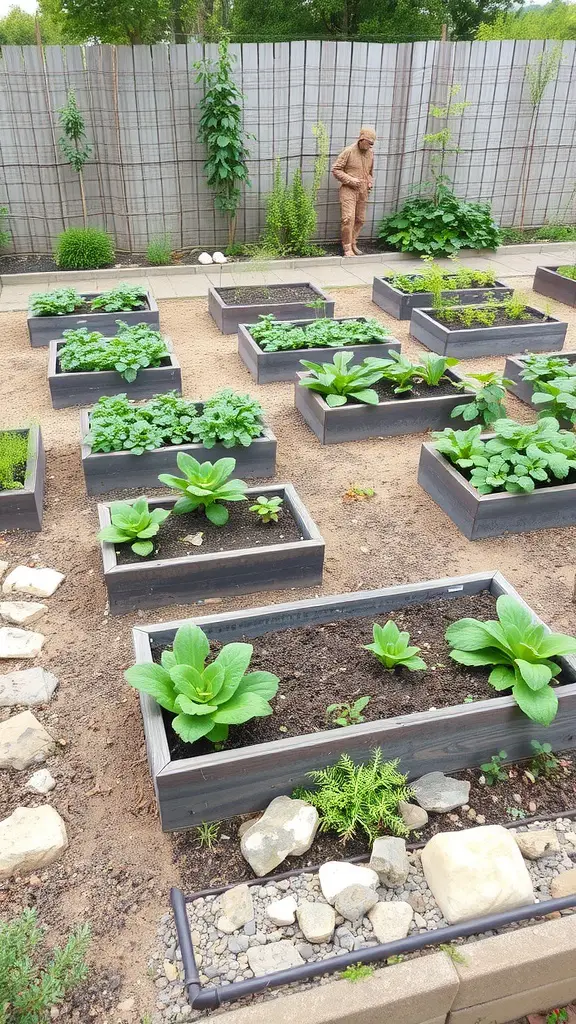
[
  {"left": 432, "top": 309, "right": 551, "bottom": 329},
  {"left": 172, "top": 750, "right": 576, "bottom": 891},
  {"left": 152, "top": 592, "right": 571, "bottom": 762},
  {"left": 217, "top": 284, "right": 321, "bottom": 305},
  {"left": 114, "top": 501, "right": 302, "bottom": 564},
  {"left": 345, "top": 378, "right": 458, "bottom": 404}
]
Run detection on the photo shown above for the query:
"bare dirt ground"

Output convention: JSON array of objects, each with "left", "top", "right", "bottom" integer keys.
[{"left": 1, "top": 278, "right": 576, "bottom": 1021}]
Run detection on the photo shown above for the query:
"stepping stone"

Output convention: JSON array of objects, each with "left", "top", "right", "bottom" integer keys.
[
  {"left": 25, "top": 768, "right": 56, "bottom": 793},
  {"left": 0, "top": 805, "right": 68, "bottom": 880},
  {"left": 0, "top": 710, "right": 55, "bottom": 770},
  {"left": 0, "top": 601, "right": 48, "bottom": 626},
  {"left": 0, "top": 667, "right": 58, "bottom": 706},
  {"left": 412, "top": 771, "right": 470, "bottom": 812},
  {"left": 2, "top": 566, "right": 65, "bottom": 598},
  {"left": 0, "top": 627, "right": 44, "bottom": 659}
]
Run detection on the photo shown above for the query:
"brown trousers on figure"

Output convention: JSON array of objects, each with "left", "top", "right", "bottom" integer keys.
[{"left": 339, "top": 185, "right": 368, "bottom": 251}]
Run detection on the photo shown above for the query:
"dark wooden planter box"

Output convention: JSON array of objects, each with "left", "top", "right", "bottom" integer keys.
[
  {"left": 294, "top": 369, "right": 474, "bottom": 444},
  {"left": 410, "top": 306, "right": 568, "bottom": 359},
  {"left": 0, "top": 426, "right": 45, "bottom": 532},
  {"left": 27, "top": 291, "right": 160, "bottom": 348},
  {"left": 98, "top": 484, "right": 324, "bottom": 615},
  {"left": 418, "top": 440, "right": 576, "bottom": 539},
  {"left": 130, "top": 570, "right": 576, "bottom": 830},
  {"left": 237, "top": 318, "right": 401, "bottom": 384},
  {"left": 504, "top": 351, "right": 576, "bottom": 407},
  {"left": 533, "top": 266, "right": 576, "bottom": 307},
  {"left": 372, "top": 276, "right": 512, "bottom": 320},
  {"left": 48, "top": 340, "right": 182, "bottom": 409},
  {"left": 208, "top": 282, "right": 335, "bottom": 334},
  {"left": 80, "top": 407, "right": 277, "bottom": 495}
]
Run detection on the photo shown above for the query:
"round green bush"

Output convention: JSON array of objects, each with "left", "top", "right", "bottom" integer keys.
[{"left": 54, "top": 227, "right": 115, "bottom": 270}]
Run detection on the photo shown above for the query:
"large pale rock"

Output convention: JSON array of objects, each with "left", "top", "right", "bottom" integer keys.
[
  {"left": 216, "top": 884, "right": 254, "bottom": 933},
  {"left": 212, "top": 251, "right": 228, "bottom": 264},
  {"left": 25, "top": 768, "right": 56, "bottom": 794},
  {"left": 0, "top": 667, "right": 59, "bottom": 706},
  {"left": 266, "top": 895, "right": 297, "bottom": 926},
  {"left": 247, "top": 940, "right": 304, "bottom": 976},
  {"left": 368, "top": 901, "right": 414, "bottom": 943},
  {"left": 197, "top": 251, "right": 213, "bottom": 265},
  {"left": 0, "top": 710, "right": 55, "bottom": 770},
  {"left": 421, "top": 825, "right": 535, "bottom": 924},
  {"left": 241, "top": 796, "right": 319, "bottom": 876},
  {"left": 0, "top": 627, "right": 44, "bottom": 659},
  {"left": 334, "top": 883, "right": 378, "bottom": 922},
  {"left": 318, "top": 861, "right": 379, "bottom": 905},
  {"left": 2, "top": 566, "right": 65, "bottom": 598},
  {"left": 412, "top": 772, "right": 470, "bottom": 813},
  {"left": 514, "top": 829, "right": 560, "bottom": 860},
  {"left": 0, "top": 805, "right": 68, "bottom": 879},
  {"left": 550, "top": 867, "right": 576, "bottom": 898},
  {"left": 0, "top": 601, "right": 48, "bottom": 626},
  {"left": 398, "top": 800, "right": 429, "bottom": 830},
  {"left": 296, "top": 902, "right": 336, "bottom": 943},
  {"left": 370, "top": 837, "right": 409, "bottom": 886}
]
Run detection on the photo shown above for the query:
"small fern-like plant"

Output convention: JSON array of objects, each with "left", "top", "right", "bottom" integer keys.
[
  {"left": 0, "top": 431, "right": 29, "bottom": 490},
  {"left": 294, "top": 749, "right": 413, "bottom": 843}
]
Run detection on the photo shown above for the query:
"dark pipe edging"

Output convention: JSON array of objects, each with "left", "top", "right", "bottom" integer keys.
[{"left": 171, "top": 806, "right": 576, "bottom": 1011}]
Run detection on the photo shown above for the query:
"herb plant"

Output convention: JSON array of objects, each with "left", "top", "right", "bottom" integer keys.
[
  {"left": 326, "top": 696, "right": 370, "bottom": 727},
  {"left": 248, "top": 314, "right": 391, "bottom": 353},
  {"left": 294, "top": 749, "right": 413, "bottom": 843},
  {"left": 90, "top": 284, "right": 147, "bottom": 312},
  {"left": 480, "top": 750, "right": 508, "bottom": 785},
  {"left": 124, "top": 622, "right": 279, "bottom": 746},
  {"left": 451, "top": 371, "right": 511, "bottom": 426},
  {"left": 29, "top": 287, "right": 84, "bottom": 317},
  {"left": 557, "top": 265, "right": 576, "bottom": 281},
  {"left": 257, "top": 123, "right": 328, "bottom": 258},
  {"left": 193, "top": 390, "right": 264, "bottom": 448},
  {"left": 446, "top": 594, "right": 576, "bottom": 725},
  {"left": 364, "top": 620, "right": 427, "bottom": 671},
  {"left": 195, "top": 821, "right": 221, "bottom": 849},
  {"left": 299, "top": 352, "right": 384, "bottom": 407},
  {"left": 0, "top": 430, "right": 29, "bottom": 490},
  {"left": 158, "top": 455, "right": 247, "bottom": 525},
  {"left": 0, "top": 909, "right": 90, "bottom": 1024},
  {"left": 53, "top": 226, "right": 115, "bottom": 270},
  {"left": 249, "top": 495, "right": 283, "bottom": 523},
  {"left": 390, "top": 261, "right": 497, "bottom": 296},
  {"left": 59, "top": 323, "right": 169, "bottom": 382},
  {"left": 147, "top": 234, "right": 172, "bottom": 266},
  {"left": 98, "top": 496, "right": 171, "bottom": 557}
]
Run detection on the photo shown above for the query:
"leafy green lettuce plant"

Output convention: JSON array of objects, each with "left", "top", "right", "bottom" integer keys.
[
  {"left": 532, "top": 376, "right": 576, "bottom": 425},
  {"left": 520, "top": 353, "right": 575, "bottom": 385},
  {"left": 248, "top": 315, "right": 391, "bottom": 353},
  {"left": 124, "top": 622, "right": 279, "bottom": 746},
  {"left": 364, "top": 620, "right": 427, "bottom": 671},
  {"left": 98, "top": 496, "right": 171, "bottom": 556},
  {"left": 90, "top": 284, "right": 147, "bottom": 312},
  {"left": 298, "top": 351, "right": 384, "bottom": 407},
  {"left": 158, "top": 455, "right": 247, "bottom": 525},
  {"left": 29, "top": 287, "right": 84, "bottom": 317},
  {"left": 193, "top": 390, "right": 264, "bottom": 448},
  {"left": 59, "top": 323, "right": 169, "bottom": 382},
  {"left": 432, "top": 424, "right": 486, "bottom": 468},
  {"left": 249, "top": 495, "right": 283, "bottom": 523},
  {"left": 451, "top": 371, "right": 511, "bottom": 425},
  {"left": 446, "top": 594, "right": 576, "bottom": 725}
]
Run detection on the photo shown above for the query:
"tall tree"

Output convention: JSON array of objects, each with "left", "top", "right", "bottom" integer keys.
[
  {"left": 477, "top": 0, "right": 576, "bottom": 39},
  {"left": 39, "top": 0, "right": 199, "bottom": 43},
  {"left": 0, "top": 5, "right": 62, "bottom": 44}
]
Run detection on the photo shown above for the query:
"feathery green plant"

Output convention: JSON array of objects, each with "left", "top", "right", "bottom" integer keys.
[{"left": 0, "top": 431, "right": 29, "bottom": 490}]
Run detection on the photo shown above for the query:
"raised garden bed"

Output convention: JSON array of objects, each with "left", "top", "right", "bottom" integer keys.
[
  {"left": 418, "top": 440, "right": 576, "bottom": 539},
  {"left": 533, "top": 266, "right": 576, "bottom": 307},
  {"left": 208, "top": 283, "right": 335, "bottom": 334},
  {"left": 504, "top": 351, "right": 576, "bottom": 407},
  {"left": 0, "top": 426, "right": 44, "bottom": 532},
  {"left": 130, "top": 570, "right": 576, "bottom": 830},
  {"left": 98, "top": 484, "right": 324, "bottom": 615},
  {"left": 372, "top": 275, "right": 512, "bottom": 320},
  {"left": 27, "top": 290, "right": 159, "bottom": 347},
  {"left": 48, "top": 340, "right": 181, "bottom": 409},
  {"left": 237, "top": 318, "right": 401, "bottom": 384},
  {"left": 80, "top": 407, "right": 277, "bottom": 495},
  {"left": 410, "top": 306, "right": 568, "bottom": 358},
  {"left": 294, "top": 368, "right": 474, "bottom": 444}
]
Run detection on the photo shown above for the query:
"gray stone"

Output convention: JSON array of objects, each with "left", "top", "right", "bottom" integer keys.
[
  {"left": 0, "top": 710, "right": 56, "bottom": 770},
  {"left": 247, "top": 940, "right": 304, "bottom": 976},
  {"left": 0, "top": 667, "right": 59, "bottom": 707},
  {"left": 295, "top": 942, "right": 314, "bottom": 960},
  {"left": 370, "top": 837, "right": 409, "bottom": 886},
  {"left": 241, "top": 796, "right": 319, "bottom": 876},
  {"left": 335, "top": 927, "right": 355, "bottom": 951},
  {"left": 266, "top": 895, "right": 297, "bottom": 926},
  {"left": 318, "top": 861, "right": 379, "bottom": 905},
  {"left": 296, "top": 902, "right": 336, "bottom": 943},
  {"left": 238, "top": 816, "right": 261, "bottom": 839},
  {"left": 2, "top": 566, "right": 65, "bottom": 598},
  {"left": 333, "top": 884, "right": 379, "bottom": 922},
  {"left": 0, "top": 805, "right": 68, "bottom": 880},
  {"left": 216, "top": 884, "right": 254, "bottom": 933},
  {"left": 243, "top": 920, "right": 256, "bottom": 936},
  {"left": 398, "top": 800, "right": 429, "bottom": 830},
  {"left": 368, "top": 901, "right": 414, "bottom": 943},
  {"left": 550, "top": 867, "right": 576, "bottom": 898},
  {"left": 0, "top": 627, "right": 45, "bottom": 659},
  {"left": 0, "top": 601, "right": 48, "bottom": 626},
  {"left": 25, "top": 768, "right": 56, "bottom": 793},
  {"left": 514, "top": 829, "right": 561, "bottom": 860},
  {"left": 412, "top": 772, "right": 471, "bottom": 813}
]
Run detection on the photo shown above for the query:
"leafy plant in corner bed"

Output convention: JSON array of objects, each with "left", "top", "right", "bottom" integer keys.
[
  {"left": 238, "top": 313, "right": 401, "bottom": 383},
  {"left": 80, "top": 389, "right": 277, "bottom": 494},
  {"left": 97, "top": 455, "right": 324, "bottom": 614},
  {"left": 0, "top": 426, "right": 45, "bottom": 532},
  {"left": 208, "top": 282, "right": 335, "bottom": 334},
  {"left": 27, "top": 283, "right": 159, "bottom": 347},
  {"left": 372, "top": 258, "right": 512, "bottom": 320},
  {"left": 410, "top": 292, "right": 568, "bottom": 359},
  {"left": 533, "top": 263, "right": 576, "bottom": 307},
  {"left": 48, "top": 323, "right": 181, "bottom": 409},
  {"left": 418, "top": 416, "right": 576, "bottom": 539},
  {"left": 504, "top": 351, "right": 576, "bottom": 416},
  {"left": 294, "top": 349, "right": 510, "bottom": 444},
  {"left": 125, "top": 570, "right": 576, "bottom": 830}
]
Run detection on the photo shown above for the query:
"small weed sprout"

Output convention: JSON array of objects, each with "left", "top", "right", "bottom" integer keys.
[
  {"left": 249, "top": 495, "right": 283, "bottom": 523},
  {"left": 506, "top": 805, "right": 527, "bottom": 821},
  {"left": 326, "top": 696, "right": 370, "bottom": 727},
  {"left": 343, "top": 484, "right": 375, "bottom": 501},
  {"left": 529, "top": 739, "right": 561, "bottom": 779},
  {"left": 440, "top": 943, "right": 468, "bottom": 964},
  {"left": 480, "top": 750, "right": 508, "bottom": 785},
  {"left": 340, "top": 963, "right": 374, "bottom": 983},
  {"left": 195, "top": 821, "right": 221, "bottom": 849}
]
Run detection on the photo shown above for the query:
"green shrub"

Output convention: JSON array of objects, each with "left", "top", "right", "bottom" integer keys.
[
  {"left": 0, "top": 908, "right": 90, "bottom": 1024},
  {"left": 0, "top": 205, "right": 10, "bottom": 250},
  {"left": 147, "top": 234, "right": 173, "bottom": 266},
  {"left": 558, "top": 265, "right": 576, "bottom": 281},
  {"left": 0, "top": 430, "right": 29, "bottom": 490},
  {"left": 378, "top": 184, "right": 501, "bottom": 256},
  {"left": 54, "top": 226, "right": 115, "bottom": 270},
  {"left": 258, "top": 123, "right": 329, "bottom": 258}
]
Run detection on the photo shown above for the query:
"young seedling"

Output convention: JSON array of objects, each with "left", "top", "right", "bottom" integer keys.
[
  {"left": 340, "top": 963, "right": 374, "bottom": 983},
  {"left": 249, "top": 495, "right": 283, "bottom": 523},
  {"left": 529, "top": 739, "right": 561, "bottom": 779},
  {"left": 440, "top": 943, "right": 468, "bottom": 965},
  {"left": 326, "top": 696, "right": 370, "bottom": 727},
  {"left": 98, "top": 497, "right": 171, "bottom": 557},
  {"left": 195, "top": 821, "right": 221, "bottom": 849},
  {"left": 364, "top": 620, "right": 427, "bottom": 671},
  {"left": 342, "top": 484, "right": 375, "bottom": 502},
  {"left": 158, "top": 455, "right": 248, "bottom": 525},
  {"left": 480, "top": 750, "right": 508, "bottom": 785},
  {"left": 506, "top": 805, "right": 527, "bottom": 821}
]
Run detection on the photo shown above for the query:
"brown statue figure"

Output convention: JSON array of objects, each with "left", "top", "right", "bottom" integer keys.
[{"left": 331, "top": 126, "right": 376, "bottom": 256}]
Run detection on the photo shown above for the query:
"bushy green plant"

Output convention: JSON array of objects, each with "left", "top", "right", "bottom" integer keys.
[
  {"left": 532, "top": 376, "right": 576, "bottom": 425},
  {"left": 520, "top": 353, "right": 574, "bottom": 384},
  {"left": 557, "top": 264, "right": 576, "bottom": 281},
  {"left": 90, "top": 284, "right": 147, "bottom": 312},
  {"left": 86, "top": 392, "right": 197, "bottom": 454},
  {"left": 390, "top": 260, "right": 497, "bottom": 296},
  {"left": 249, "top": 495, "right": 283, "bottom": 523},
  {"left": 124, "top": 622, "right": 279, "bottom": 746},
  {"left": 480, "top": 749, "right": 508, "bottom": 785},
  {"left": 98, "top": 496, "right": 171, "bottom": 557},
  {"left": 378, "top": 184, "right": 501, "bottom": 256},
  {"left": 0, "top": 909, "right": 90, "bottom": 1024},
  {"left": 59, "top": 323, "right": 169, "bottom": 382},
  {"left": 298, "top": 351, "right": 384, "bottom": 407},
  {"left": 431, "top": 424, "right": 486, "bottom": 468},
  {"left": 364, "top": 620, "right": 427, "bottom": 671},
  {"left": 294, "top": 749, "right": 413, "bottom": 843},
  {"left": 259, "top": 123, "right": 328, "bottom": 258},
  {"left": 436, "top": 300, "right": 498, "bottom": 327},
  {"left": 146, "top": 234, "right": 172, "bottom": 266},
  {"left": 0, "top": 430, "right": 29, "bottom": 490},
  {"left": 249, "top": 314, "right": 391, "bottom": 353},
  {"left": 193, "top": 390, "right": 264, "bottom": 448},
  {"left": 529, "top": 739, "right": 561, "bottom": 778},
  {"left": 158, "top": 455, "right": 247, "bottom": 525},
  {"left": 29, "top": 287, "right": 84, "bottom": 317},
  {"left": 0, "top": 205, "right": 10, "bottom": 250},
  {"left": 53, "top": 226, "right": 115, "bottom": 270},
  {"left": 451, "top": 371, "right": 511, "bottom": 426},
  {"left": 446, "top": 594, "right": 576, "bottom": 725}
]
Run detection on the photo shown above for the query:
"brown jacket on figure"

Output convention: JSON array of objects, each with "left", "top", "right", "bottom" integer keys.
[{"left": 332, "top": 126, "right": 376, "bottom": 256}]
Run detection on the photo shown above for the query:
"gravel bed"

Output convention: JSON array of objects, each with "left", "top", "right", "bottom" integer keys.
[{"left": 147, "top": 818, "right": 576, "bottom": 1023}]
